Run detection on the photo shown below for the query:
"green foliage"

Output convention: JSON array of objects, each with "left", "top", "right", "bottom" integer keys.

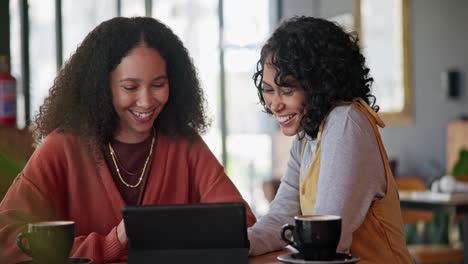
[
  {"left": 452, "top": 149, "right": 468, "bottom": 178},
  {"left": 0, "top": 149, "right": 23, "bottom": 176},
  {"left": 0, "top": 147, "right": 25, "bottom": 200}
]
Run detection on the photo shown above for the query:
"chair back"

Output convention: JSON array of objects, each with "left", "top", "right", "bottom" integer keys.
[{"left": 395, "top": 177, "right": 434, "bottom": 224}]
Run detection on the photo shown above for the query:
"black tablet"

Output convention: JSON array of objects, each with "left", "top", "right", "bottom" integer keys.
[{"left": 122, "top": 202, "right": 249, "bottom": 264}]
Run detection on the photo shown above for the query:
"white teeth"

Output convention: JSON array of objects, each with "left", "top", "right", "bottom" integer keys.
[
  {"left": 131, "top": 110, "right": 153, "bottom": 118},
  {"left": 276, "top": 114, "right": 295, "bottom": 123}
]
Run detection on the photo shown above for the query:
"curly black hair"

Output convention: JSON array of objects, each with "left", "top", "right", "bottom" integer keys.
[
  {"left": 253, "top": 16, "right": 377, "bottom": 139},
  {"left": 34, "top": 17, "right": 209, "bottom": 151}
]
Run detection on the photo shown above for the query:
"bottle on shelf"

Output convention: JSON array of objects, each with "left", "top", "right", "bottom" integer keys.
[{"left": 0, "top": 55, "right": 17, "bottom": 126}]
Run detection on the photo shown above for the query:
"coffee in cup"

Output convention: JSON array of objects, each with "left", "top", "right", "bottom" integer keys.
[
  {"left": 16, "top": 221, "right": 75, "bottom": 263},
  {"left": 280, "top": 215, "right": 341, "bottom": 261}
]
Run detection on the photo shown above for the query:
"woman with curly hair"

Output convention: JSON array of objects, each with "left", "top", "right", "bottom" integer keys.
[
  {"left": 248, "top": 16, "right": 412, "bottom": 263},
  {"left": 0, "top": 17, "right": 255, "bottom": 263}
]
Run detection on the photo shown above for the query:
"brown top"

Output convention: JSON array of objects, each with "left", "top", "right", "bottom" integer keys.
[{"left": 102, "top": 133, "right": 155, "bottom": 206}]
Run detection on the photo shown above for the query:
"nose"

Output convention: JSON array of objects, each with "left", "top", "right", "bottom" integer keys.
[
  {"left": 268, "top": 94, "right": 284, "bottom": 113},
  {"left": 136, "top": 87, "right": 155, "bottom": 109}
]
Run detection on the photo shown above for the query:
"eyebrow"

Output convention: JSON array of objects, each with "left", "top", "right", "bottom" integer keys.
[
  {"left": 262, "top": 80, "right": 290, "bottom": 89},
  {"left": 261, "top": 81, "right": 273, "bottom": 88},
  {"left": 263, "top": 79, "right": 300, "bottom": 89},
  {"left": 119, "top": 76, "right": 168, "bottom": 83}
]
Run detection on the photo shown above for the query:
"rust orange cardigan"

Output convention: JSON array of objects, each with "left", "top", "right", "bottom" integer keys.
[{"left": 0, "top": 131, "right": 256, "bottom": 263}]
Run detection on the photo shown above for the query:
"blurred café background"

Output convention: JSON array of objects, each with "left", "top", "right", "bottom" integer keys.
[{"left": 0, "top": 0, "right": 467, "bottom": 219}]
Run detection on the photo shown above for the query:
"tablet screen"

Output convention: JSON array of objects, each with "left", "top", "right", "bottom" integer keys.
[{"left": 122, "top": 202, "right": 249, "bottom": 250}]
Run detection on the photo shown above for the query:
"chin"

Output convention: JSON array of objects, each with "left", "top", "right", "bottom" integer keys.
[{"left": 280, "top": 127, "right": 298, "bottom": 137}]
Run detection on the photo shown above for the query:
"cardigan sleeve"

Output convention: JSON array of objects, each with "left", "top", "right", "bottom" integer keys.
[
  {"left": 0, "top": 175, "right": 124, "bottom": 264},
  {"left": 71, "top": 226, "right": 124, "bottom": 262},
  {"left": 188, "top": 137, "right": 257, "bottom": 227},
  {"left": 0, "top": 174, "right": 54, "bottom": 263},
  {"left": 0, "top": 132, "right": 126, "bottom": 263}
]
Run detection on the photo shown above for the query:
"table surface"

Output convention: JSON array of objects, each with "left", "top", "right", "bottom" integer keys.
[
  {"left": 108, "top": 249, "right": 291, "bottom": 264},
  {"left": 399, "top": 190, "right": 468, "bottom": 204},
  {"left": 249, "top": 249, "right": 290, "bottom": 264},
  {"left": 107, "top": 249, "right": 366, "bottom": 264},
  {"left": 399, "top": 190, "right": 468, "bottom": 215}
]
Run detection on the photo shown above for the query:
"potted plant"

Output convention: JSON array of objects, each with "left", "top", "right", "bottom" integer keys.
[{"left": 452, "top": 149, "right": 468, "bottom": 182}]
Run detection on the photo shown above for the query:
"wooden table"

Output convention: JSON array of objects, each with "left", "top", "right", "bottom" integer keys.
[
  {"left": 108, "top": 249, "right": 291, "bottom": 264},
  {"left": 399, "top": 190, "right": 468, "bottom": 264},
  {"left": 249, "top": 249, "right": 290, "bottom": 264}
]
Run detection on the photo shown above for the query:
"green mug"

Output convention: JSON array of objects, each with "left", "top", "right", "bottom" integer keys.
[{"left": 16, "top": 221, "right": 75, "bottom": 263}]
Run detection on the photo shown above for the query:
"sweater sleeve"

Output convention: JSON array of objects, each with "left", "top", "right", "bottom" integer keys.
[
  {"left": 0, "top": 175, "right": 124, "bottom": 264},
  {"left": 314, "top": 106, "right": 386, "bottom": 253},
  {"left": 247, "top": 138, "right": 303, "bottom": 256},
  {"left": 0, "top": 174, "right": 54, "bottom": 264},
  {"left": 0, "top": 133, "right": 127, "bottom": 263},
  {"left": 71, "top": 226, "right": 125, "bottom": 263},
  {"left": 189, "top": 137, "right": 257, "bottom": 227}
]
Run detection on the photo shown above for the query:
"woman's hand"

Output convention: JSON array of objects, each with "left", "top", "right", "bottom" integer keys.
[{"left": 117, "top": 219, "right": 128, "bottom": 248}]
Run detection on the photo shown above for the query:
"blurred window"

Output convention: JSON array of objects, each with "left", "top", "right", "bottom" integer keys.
[
  {"left": 223, "top": 0, "right": 272, "bottom": 215},
  {"left": 153, "top": 0, "right": 221, "bottom": 159},
  {"left": 9, "top": 0, "right": 274, "bottom": 215},
  {"left": 153, "top": 0, "right": 273, "bottom": 214},
  {"left": 28, "top": 0, "right": 56, "bottom": 123},
  {"left": 9, "top": 1, "right": 24, "bottom": 127},
  {"left": 121, "top": 0, "right": 145, "bottom": 17},
  {"left": 62, "top": 0, "right": 117, "bottom": 61}
]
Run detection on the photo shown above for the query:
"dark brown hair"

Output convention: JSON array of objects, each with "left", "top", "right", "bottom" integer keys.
[
  {"left": 253, "top": 16, "right": 377, "bottom": 139},
  {"left": 34, "top": 17, "right": 209, "bottom": 150}
]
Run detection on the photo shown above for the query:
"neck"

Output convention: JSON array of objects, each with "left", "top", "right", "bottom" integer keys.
[{"left": 113, "top": 128, "right": 154, "bottom": 144}]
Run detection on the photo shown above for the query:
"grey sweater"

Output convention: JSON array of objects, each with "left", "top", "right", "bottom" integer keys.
[{"left": 248, "top": 104, "right": 387, "bottom": 256}]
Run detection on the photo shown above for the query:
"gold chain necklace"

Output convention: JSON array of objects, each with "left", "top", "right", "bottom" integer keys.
[
  {"left": 111, "top": 147, "right": 138, "bottom": 175},
  {"left": 108, "top": 131, "right": 155, "bottom": 188}
]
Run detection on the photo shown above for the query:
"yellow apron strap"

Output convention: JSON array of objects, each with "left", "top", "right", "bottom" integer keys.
[{"left": 299, "top": 122, "right": 325, "bottom": 215}]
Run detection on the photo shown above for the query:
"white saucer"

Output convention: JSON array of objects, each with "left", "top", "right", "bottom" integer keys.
[{"left": 277, "top": 253, "right": 360, "bottom": 264}]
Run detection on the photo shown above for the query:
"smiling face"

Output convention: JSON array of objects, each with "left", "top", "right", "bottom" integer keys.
[
  {"left": 110, "top": 45, "right": 169, "bottom": 143},
  {"left": 262, "top": 62, "right": 305, "bottom": 137}
]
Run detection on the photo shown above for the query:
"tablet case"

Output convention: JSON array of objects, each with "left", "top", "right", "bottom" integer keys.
[{"left": 122, "top": 202, "right": 249, "bottom": 264}]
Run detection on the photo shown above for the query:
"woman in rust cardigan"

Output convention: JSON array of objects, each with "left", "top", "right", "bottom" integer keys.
[{"left": 0, "top": 17, "right": 255, "bottom": 264}]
